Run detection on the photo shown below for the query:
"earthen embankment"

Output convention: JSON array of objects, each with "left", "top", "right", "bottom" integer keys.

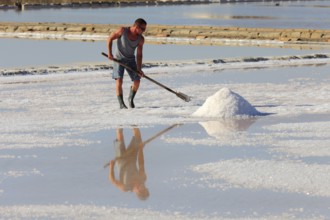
[
  {"left": 1, "top": 0, "right": 211, "bottom": 9},
  {"left": 1, "top": 22, "right": 330, "bottom": 44}
]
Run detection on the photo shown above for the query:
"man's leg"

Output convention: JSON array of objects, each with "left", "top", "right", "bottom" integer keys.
[
  {"left": 126, "top": 60, "right": 141, "bottom": 109},
  {"left": 113, "top": 61, "right": 127, "bottom": 109},
  {"left": 116, "top": 79, "right": 127, "bottom": 109},
  {"left": 128, "top": 80, "right": 140, "bottom": 108}
]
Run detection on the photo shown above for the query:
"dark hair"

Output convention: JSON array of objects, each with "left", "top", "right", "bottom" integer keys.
[{"left": 134, "top": 18, "right": 147, "bottom": 26}]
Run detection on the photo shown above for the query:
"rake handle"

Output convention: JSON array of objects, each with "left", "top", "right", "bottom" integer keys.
[{"left": 102, "top": 52, "right": 179, "bottom": 96}]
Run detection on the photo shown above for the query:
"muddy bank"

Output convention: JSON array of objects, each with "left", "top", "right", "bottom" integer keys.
[
  {"left": 0, "top": 0, "right": 214, "bottom": 9},
  {"left": 1, "top": 22, "right": 330, "bottom": 44}
]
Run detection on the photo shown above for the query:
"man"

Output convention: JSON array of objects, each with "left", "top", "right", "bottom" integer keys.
[{"left": 107, "top": 18, "right": 147, "bottom": 109}]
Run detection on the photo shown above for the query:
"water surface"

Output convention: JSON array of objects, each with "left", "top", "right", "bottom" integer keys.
[
  {"left": 1, "top": 38, "right": 329, "bottom": 69},
  {"left": 1, "top": 1, "right": 330, "bottom": 29}
]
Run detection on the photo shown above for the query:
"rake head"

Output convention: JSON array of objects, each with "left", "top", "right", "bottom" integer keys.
[{"left": 176, "top": 92, "right": 191, "bottom": 102}]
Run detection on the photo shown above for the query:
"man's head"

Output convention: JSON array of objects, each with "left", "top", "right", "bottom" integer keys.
[{"left": 134, "top": 18, "right": 147, "bottom": 34}]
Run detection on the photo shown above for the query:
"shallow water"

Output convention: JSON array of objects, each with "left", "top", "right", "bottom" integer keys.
[
  {"left": 1, "top": 0, "right": 330, "bottom": 29},
  {"left": 2, "top": 116, "right": 330, "bottom": 218},
  {"left": 1, "top": 0, "right": 330, "bottom": 69},
  {"left": 1, "top": 37, "right": 329, "bottom": 69}
]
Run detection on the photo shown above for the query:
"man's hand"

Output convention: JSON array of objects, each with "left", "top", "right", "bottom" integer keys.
[
  {"left": 108, "top": 53, "right": 114, "bottom": 60},
  {"left": 138, "top": 70, "right": 145, "bottom": 77}
]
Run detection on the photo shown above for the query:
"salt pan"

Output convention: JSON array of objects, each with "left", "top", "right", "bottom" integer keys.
[{"left": 192, "top": 87, "right": 261, "bottom": 118}]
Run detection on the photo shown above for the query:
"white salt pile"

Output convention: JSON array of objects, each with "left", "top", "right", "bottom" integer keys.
[{"left": 192, "top": 87, "right": 261, "bottom": 118}]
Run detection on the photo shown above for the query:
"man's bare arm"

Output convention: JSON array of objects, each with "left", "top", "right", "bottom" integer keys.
[
  {"left": 136, "top": 36, "right": 145, "bottom": 76},
  {"left": 107, "top": 27, "right": 125, "bottom": 60}
]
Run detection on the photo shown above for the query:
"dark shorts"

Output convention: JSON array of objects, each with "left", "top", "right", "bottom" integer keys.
[{"left": 112, "top": 59, "right": 141, "bottom": 81}]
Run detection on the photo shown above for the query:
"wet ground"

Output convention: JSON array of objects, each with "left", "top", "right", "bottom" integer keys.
[{"left": 1, "top": 58, "right": 330, "bottom": 218}]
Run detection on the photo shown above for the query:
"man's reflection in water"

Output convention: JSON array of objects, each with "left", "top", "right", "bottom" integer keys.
[
  {"left": 107, "top": 125, "right": 178, "bottom": 200},
  {"left": 109, "top": 128, "right": 149, "bottom": 200}
]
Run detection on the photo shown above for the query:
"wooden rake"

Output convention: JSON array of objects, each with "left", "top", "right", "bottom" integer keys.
[{"left": 102, "top": 52, "right": 191, "bottom": 102}]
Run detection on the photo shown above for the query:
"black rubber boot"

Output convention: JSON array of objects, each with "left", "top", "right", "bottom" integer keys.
[
  {"left": 117, "top": 95, "right": 128, "bottom": 109},
  {"left": 128, "top": 87, "right": 137, "bottom": 108}
]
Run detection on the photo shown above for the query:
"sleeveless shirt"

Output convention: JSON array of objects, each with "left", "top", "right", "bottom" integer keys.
[{"left": 116, "top": 27, "right": 141, "bottom": 60}]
